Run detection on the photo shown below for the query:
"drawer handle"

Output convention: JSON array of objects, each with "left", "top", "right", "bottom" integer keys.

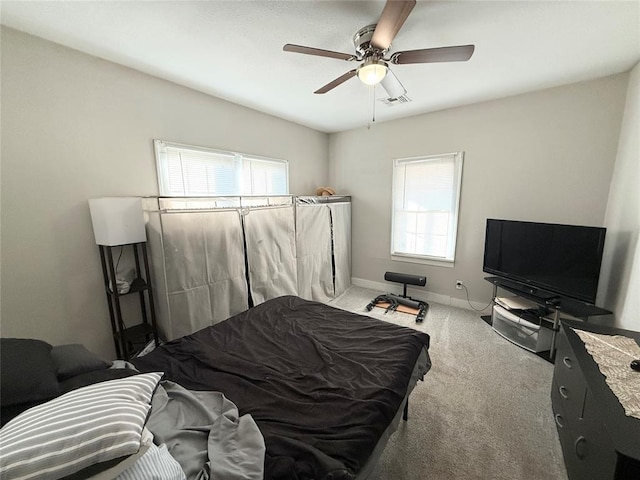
[
  {"left": 554, "top": 413, "right": 564, "bottom": 428},
  {"left": 562, "top": 356, "right": 573, "bottom": 369},
  {"left": 574, "top": 436, "right": 586, "bottom": 459},
  {"left": 559, "top": 386, "right": 569, "bottom": 399}
]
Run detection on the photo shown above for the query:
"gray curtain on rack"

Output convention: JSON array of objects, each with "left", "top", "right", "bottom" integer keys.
[
  {"left": 144, "top": 196, "right": 350, "bottom": 341},
  {"left": 244, "top": 205, "right": 298, "bottom": 305},
  {"left": 330, "top": 202, "right": 352, "bottom": 298},
  {"left": 295, "top": 204, "right": 334, "bottom": 302},
  {"left": 159, "top": 210, "right": 249, "bottom": 340}
]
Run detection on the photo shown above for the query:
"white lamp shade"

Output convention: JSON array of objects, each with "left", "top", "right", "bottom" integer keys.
[{"left": 89, "top": 197, "right": 147, "bottom": 246}]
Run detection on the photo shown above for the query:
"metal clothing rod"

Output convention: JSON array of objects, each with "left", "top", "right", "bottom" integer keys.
[
  {"left": 159, "top": 204, "right": 293, "bottom": 214},
  {"left": 296, "top": 201, "right": 352, "bottom": 206}
]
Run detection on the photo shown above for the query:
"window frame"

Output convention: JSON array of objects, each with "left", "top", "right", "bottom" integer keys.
[
  {"left": 390, "top": 151, "right": 464, "bottom": 267},
  {"left": 154, "top": 139, "right": 289, "bottom": 197}
]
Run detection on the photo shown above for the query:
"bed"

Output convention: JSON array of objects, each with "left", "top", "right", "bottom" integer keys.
[{"left": 0, "top": 295, "right": 430, "bottom": 480}]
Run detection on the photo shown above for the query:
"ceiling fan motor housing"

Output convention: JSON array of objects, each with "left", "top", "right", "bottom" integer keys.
[{"left": 353, "top": 24, "right": 386, "bottom": 57}]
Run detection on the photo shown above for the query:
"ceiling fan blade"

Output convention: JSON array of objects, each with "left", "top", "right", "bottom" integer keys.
[
  {"left": 283, "top": 44, "right": 355, "bottom": 61},
  {"left": 314, "top": 69, "right": 357, "bottom": 94},
  {"left": 391, "top": 44, "right": 475, "bottom": 64},
  {"left": 380, "top": 69, "right": 407, "bottom": 99},
  {"left": 370, "top": 0, "right": 416, "bottom": 51}
]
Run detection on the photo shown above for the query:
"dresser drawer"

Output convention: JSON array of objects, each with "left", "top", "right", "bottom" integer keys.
[
  {"left": 552, "top": 378, "right": 582, "bottom": 479},
  {"left": 552, "top": 331, "right": 587, "bottom": 421},
  {"left": 569, "top": 390, "right": 617, "bottom": 480},
  {"left": 552, "top": 376, "right": 617, "bottom": 479}
]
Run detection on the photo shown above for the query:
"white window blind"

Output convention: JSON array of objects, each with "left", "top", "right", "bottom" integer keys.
[
  {"left": 154, "top": 140, "right": 288, "bottom": 196},
  {"left": 391, "top": 152, "right": 464, "bottom": 263}
]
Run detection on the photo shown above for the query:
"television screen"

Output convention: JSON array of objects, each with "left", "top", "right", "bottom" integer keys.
[{"left": 482, "top": 219, "right": 606, "bottom": 304}]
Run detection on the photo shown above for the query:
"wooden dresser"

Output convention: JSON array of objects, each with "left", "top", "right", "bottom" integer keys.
[{"left": 552, "top": 320, "right": 640, "bottom": 479}]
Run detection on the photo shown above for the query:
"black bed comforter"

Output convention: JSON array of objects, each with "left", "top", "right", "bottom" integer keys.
[{"left": 132, "top": 295, "right": 430, "bottom": 480}]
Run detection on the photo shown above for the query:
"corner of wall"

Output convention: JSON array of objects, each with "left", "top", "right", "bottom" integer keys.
[{"left": 598, "top": 62, "right": 640, "bottom": 332}]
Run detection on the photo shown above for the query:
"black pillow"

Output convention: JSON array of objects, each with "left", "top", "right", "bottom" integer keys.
[
  {"left": 51, "top": 344, "right": 111, "bottom": 381},
  {"left": 59, "top": 368, "right": 137, "bottom": 394},
  {"left": 0, "top": 338, "right": 59, "bottom": 407}
]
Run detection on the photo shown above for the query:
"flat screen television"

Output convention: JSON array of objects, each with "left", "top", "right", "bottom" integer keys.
[{"left": 482, "top": 219, "right": 606, "bottom": 304}]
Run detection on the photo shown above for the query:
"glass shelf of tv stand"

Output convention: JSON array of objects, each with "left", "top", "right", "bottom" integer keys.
[
  {"left": 484, "top": 276, "right": 611, "bottom": 318},
  {"left": 483, "top": 276, "right": 612, "bottom": 360}
]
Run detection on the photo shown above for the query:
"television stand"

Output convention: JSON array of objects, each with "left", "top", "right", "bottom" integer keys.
[{"left": 484, "top": 277, "right": 612, "bottom": 360}]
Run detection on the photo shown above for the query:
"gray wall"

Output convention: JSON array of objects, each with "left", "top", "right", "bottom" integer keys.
[
  {"left": 598, "top": 63, "right": 640, "bottom": 331},
  {"left": 328, "top": 74, "right": 628, "bottom": 315},
  {"left": 0, "top": 28, "right": 329, "bottom": 358}
]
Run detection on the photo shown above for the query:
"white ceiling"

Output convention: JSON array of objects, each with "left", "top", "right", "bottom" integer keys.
[{"left": 2, "top": 1, "right": 639, "bottom": 133}]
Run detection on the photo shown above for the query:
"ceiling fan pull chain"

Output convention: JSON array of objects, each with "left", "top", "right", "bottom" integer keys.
[
  {"left": 368, "top": 85, "right": 376, "bottom": 129},
  {"left": 373, "top": 84, "right": 377, "bottom": 123}
]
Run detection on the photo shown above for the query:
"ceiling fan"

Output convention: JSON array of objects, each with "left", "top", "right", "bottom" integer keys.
[{"left": 283, "top": 0, "right": 474, "bottom": 98}]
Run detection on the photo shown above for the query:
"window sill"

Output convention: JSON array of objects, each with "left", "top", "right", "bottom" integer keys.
[{"left": 391, "top": 254, "right": 454, "bottom": 268}]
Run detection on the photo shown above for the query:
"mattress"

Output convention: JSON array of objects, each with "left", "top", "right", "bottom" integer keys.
[{"left": 132, "top": 295, "right": 431, "bottom": 480}]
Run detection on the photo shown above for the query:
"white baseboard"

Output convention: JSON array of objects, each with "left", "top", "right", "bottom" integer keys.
[{"left": 351, "top": 277, "right": 492, "bottom": 313}]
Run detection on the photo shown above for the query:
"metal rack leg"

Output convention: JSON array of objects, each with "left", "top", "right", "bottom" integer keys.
[
  {"left": 549, "top": 309, "right": 560, "bottom": 361},
  {"left": 99, "top": 246, "right": 122, "bottom": 359},
  {"left": 105, "top": 246, "right": 128, "bottom": 359},
  {"left": 141, "top": 243, "right": 160, "bottom": 347}
]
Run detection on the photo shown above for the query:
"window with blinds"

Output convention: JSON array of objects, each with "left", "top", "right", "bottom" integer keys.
[
  {"left": 154, "top": 140, "right": 288, "bottom": 196},
  {"left": 391, "top": 152, "right": 464, "bottom": 263}
]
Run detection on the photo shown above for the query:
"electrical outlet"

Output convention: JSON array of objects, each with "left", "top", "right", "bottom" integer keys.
[{"left": 455, "top": 280, "right": 463, "bottom": 290}]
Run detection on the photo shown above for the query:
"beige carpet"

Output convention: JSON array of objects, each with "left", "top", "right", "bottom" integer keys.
[{"left": 328, "top": 286, "right": 568, "bottom": 480}]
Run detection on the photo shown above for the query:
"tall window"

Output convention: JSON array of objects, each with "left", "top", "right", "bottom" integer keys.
[
  {"left": 154, "top": 140, "right": 288, "bottom": 196},
  {"left": 391, "top": 152, "right": 464, "bottom": 264}
]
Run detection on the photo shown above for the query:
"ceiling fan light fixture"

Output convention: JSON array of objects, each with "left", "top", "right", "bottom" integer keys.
[{"left": 357, "top": 59, "right": 388, "bottom": 86}]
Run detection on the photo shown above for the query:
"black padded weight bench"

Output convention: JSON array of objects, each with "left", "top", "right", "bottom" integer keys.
[{"left": 366, "top": 271, "right": 429, "bottom": 323}]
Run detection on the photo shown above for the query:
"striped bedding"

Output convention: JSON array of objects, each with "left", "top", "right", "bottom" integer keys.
[
  {"left": 0, "top": 372, "right": 265, "bottom": 480},
  {"left": 0, "top": 373, "right": 162, "bottom": 480}
]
